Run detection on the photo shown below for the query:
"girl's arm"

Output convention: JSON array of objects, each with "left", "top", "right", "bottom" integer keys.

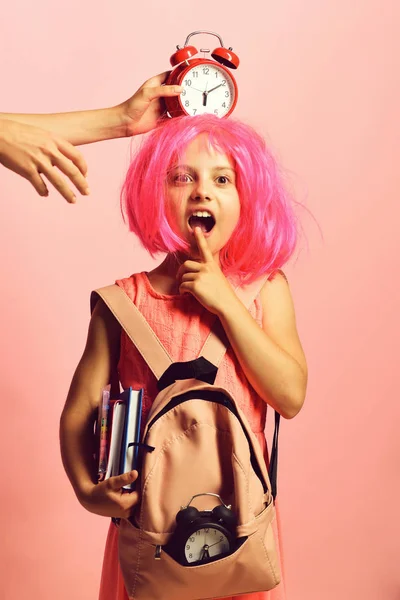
[
  {"left": 60, "top": 299, "right": 139, "bottom": 518},
  {"left": 217, "top": 271, "right": 308, "bottom": 420},
  {"left": 178, "top": 229, "right": 308, "bottom": 420}
]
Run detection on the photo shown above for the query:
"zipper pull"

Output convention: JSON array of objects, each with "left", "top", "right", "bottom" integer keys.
[{"left": 154, "top": 545, "right": 163, "bottom": 560}]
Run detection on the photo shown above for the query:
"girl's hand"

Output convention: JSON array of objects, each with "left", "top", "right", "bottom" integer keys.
[
  {"left": 177, "top": 227, "right": 238, "bottom": 316},
  {"left": 0, "top": 119, "right": 89, "bottom": 203},
  {"left": 79, "top": 470, "right": 140, "bottom": 518},
  {"left": 118, "top": 72, "right": 183, "bottom": 137}
]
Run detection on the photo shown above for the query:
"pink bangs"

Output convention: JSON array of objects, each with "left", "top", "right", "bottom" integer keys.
[{"left": 121, "top": 114, "right": 298, "bottom": 284}]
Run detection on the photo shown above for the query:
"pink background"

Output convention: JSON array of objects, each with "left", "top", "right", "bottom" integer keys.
[{"left": 1, "top": 1, "right": 399, "bottom": 599}]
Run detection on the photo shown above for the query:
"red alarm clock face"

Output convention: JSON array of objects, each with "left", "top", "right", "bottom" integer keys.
[
  {"left": 180, "top": 62, "right": 237, "bottom": 118},
  {"left": 166, "top": 59, "right": 238, "bottom": 118}
]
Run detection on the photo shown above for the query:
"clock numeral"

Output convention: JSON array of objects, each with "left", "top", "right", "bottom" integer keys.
[
  {"left": 184, "top": 80, "right": 192, "bottom": 86},
  {"left": 181, "top": 89, "right": 186, "bottom": 96},
  {"left": 205, "top": 528, "right": 209, "bottom": 533},
  {"left": 225, "top": 91, "right": 229, "bottom": 97},
  {"left": 195, "top": 530, "right": 201, "bottom": 535},
  {"left": 193, "top": 109, "right": 197, "bottom": 115},
  {"left": 190, "top": 537, "right": 195, "bottom": 542},
  {"left": 221, "top": 79, "right": 226, "bottom": 86},
  {"left": 220, "top": 535, "right": 224, "bottom": 541},
  {"left": 189, "top": 553, "right": 193, "bottom": 559},
  {"left": 203, "top": 67, "right": 210, "bottom": 75},
  {"left": 215, "top": 72, "right": 219, "bottom": 78},
  {"left": 185, "top": 100, "right": 190, "bottom": 107},
  {"left": 222, "top": 102, "right": 226, "bottom": 108},
  {"left": 214, "top": 109, "right": 219, "bottom": 115},
  {"left": 186, "top": 544, "right": 190, "bottom": 549},
  {"left": 193, "top": 71, "right": 199, "bottom": 78}
]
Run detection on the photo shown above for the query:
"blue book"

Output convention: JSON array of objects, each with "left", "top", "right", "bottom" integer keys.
[{"left": 119, "top": 387, "right": 143, "bottom": 490}]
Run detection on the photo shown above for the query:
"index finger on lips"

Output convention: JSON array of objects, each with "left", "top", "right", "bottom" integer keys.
[{"left": 194, "top": 226, "right": 213, "bottom": 262}]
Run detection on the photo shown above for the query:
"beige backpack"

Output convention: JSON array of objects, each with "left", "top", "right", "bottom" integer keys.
[{"left": 92, "top": 276, "right": 281, "bottom": 600}]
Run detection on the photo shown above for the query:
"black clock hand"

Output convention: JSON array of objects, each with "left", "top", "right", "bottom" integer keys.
[
  {"left": 207, "top": 83, "right": 224, "bottom": 94},
  {"left": 208, "top": 540, "right": 225, "bottom": 549},
  {"left": 203, "top": 92, "right": 208, "bottom": 107}
]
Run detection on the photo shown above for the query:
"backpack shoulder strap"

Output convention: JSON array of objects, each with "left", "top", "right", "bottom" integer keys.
[
  {"left": 91, "top": 285, "right": 172, "bottom": 381},
  {"left": 91, "top": 273, "right": 270, "bottom": 382}
]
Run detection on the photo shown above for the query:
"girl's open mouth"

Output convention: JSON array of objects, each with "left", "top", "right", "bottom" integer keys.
[{"left": 188, "top": 211, "right": 216, "bottom": 234}]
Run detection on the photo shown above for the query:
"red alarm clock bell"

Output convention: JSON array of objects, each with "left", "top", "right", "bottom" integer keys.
[{"left": 165, "top": 30, "right": 239, "bottom": 119}]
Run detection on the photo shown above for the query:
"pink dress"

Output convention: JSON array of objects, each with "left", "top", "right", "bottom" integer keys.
[{"left": 98, "top": 272, "right": 286, "bottom": 600}]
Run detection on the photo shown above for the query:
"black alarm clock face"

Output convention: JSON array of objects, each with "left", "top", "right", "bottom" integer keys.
[
  {"left": 180, "top": 64, "right": 236, "bottom": 118},
  {"left": 183, "top": 524, "right": 233, "bottom": 564}
]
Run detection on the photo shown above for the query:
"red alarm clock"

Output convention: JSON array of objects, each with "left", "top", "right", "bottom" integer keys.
[{"left": 165, "top": 30, "right": 239, "bottom": 119}]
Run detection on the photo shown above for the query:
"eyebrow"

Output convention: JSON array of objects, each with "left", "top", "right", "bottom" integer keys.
[{"left": 169, "top": 164, "right": 235, "bottom": 173}]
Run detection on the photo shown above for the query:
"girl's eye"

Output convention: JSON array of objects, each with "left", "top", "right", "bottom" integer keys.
[
  {"left": 216, "top": 175, "right": 230, "bottom": 184},
  {"left": 174, "top": 174, "right": 192, "bottom": 183}
]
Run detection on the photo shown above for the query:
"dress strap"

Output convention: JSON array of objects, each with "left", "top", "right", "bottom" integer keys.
[{"left": 199, "top": 275, "right": 270, "bottom": 367}]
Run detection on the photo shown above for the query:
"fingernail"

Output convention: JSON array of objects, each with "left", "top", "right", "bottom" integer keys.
[{"left": 175, "top": 86, "right": 183, "bottom": 93}]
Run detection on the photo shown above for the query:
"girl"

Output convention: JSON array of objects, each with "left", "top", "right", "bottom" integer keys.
[{"left": 60, "top": 114, "right": 308, "bottom": 600}]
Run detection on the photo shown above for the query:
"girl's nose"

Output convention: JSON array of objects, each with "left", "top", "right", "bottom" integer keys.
[{"left": 191, "top": 179, "right": 212, "bottom": 201}]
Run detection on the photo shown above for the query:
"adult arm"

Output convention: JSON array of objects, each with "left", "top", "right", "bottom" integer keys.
[{"left": 0, "top": 71, "right": 182, "bottom": 146}]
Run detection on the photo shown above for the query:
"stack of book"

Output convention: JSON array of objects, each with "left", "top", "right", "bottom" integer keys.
[{"left": 96, "top": 387, "right": 143, "bottom": 491}]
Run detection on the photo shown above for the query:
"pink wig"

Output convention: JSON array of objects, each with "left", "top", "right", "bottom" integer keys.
[{"left": 121, "top": 114, "right": 298, "bottom": 284}]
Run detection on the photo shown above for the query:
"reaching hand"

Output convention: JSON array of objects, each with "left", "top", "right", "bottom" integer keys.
[
  {"left": 79, "top": 470, "right": 140, "bottom": 518},
  {"left": 118, "top": 72, "right": 183, "bottom": 137},
  {"left": 0, "top": 119, "right": 89, "bottom": 203}
]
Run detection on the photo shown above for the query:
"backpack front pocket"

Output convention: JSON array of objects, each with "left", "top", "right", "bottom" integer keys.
[{"left": 118, "top": 500, "right": 280, "bottom": 600}]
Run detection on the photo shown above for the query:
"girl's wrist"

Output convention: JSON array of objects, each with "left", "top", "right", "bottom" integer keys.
[{"left": 74, "top": 477, "right": 97, "bottom": 504}]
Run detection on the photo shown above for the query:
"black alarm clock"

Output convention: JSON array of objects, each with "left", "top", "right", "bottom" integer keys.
[{"left": 166, "top": 493, "right": 238, "bottom": 566}]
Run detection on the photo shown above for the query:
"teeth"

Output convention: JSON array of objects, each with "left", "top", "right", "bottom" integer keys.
[{"left": 192, "top": 211, "right": 212, "bottom": 218}]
